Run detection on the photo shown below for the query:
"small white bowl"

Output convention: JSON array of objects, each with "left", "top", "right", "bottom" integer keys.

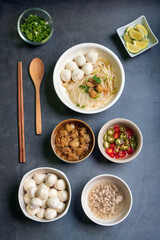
[
  {"left": 98, "top": 118, "right": 143, "bottom": 163},
  {"left": 53, "top": 43, "right": 125, "bottom": 114},
  {"left": 18, "top": 167, "right": 71, "bottom": 222},
  {"left": 117, "top": 15, "right": 159, "bottom": 57},
  {"left": 81, "top": 174, "right": 133, "bottom": 226}
]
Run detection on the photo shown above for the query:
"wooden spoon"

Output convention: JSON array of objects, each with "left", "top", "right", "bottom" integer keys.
[{"left": 29, "top": 58, "right": 44, "bottom": 135}]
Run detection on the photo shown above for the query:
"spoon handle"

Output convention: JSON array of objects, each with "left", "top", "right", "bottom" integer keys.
[{"left": 36, "top": 87, "right": 42, "bottom": 135}]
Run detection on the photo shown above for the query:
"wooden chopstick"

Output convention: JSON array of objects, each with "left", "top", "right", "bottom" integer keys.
[{"left": 18, "top": 62, "right": 25, "bottom": 163}]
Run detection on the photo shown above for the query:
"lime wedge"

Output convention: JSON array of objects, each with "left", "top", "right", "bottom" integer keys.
[
  {"left": 134, "top": 24, "right": 148, "bottom": 37},
  {"left": 126, "top": 42, "right": 141, "bottom": 53},
  {"left": 124, "top": 32, "right": 132, "bottom": 43},
  {"left": 129, "top": 29, "right": 144, "bottom": 40},
  {"left": 133, "top": 39, "right": 149, "bottom": 49},
  {"left": 126, "top": 27, "right": 132, "bottom": 32}
]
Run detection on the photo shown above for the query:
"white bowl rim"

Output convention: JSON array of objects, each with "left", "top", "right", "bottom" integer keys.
[
  {"left": 53, "top": 42, "right": 125, "bottom": 114},
  {"left": 98, "top": 118, "right": 143, "bottom": 163},
  {"left": 81, "top": 174, "right": 133, "bottom": 226},
  {"left": 18, "top": 167, "right": 72, "bottom": 223}
]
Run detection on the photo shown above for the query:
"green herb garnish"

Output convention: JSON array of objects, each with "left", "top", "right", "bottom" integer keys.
[
  {"left": 84, "top": 86, "right": 90, "bottom": 93},
  {"left": 93, "top": 92, "right": 100, "bottom": 99},
  {"left": 20, "top": 14, "right": 51, "bottom": 42},
  {"left": 79, "top": 85, "right": 86, "bottom": 89},
  {"left": 103, "top": 78, "right": 107, "bottom": 82},
  {"left": 92, "top": 75, "right": 101, "bottom": 84},
  {"left": 81, "top": 105, "right": 85, "bottom": 108},
  {"left": 76, "top": 104, "right": 80, "bottom": 107}
]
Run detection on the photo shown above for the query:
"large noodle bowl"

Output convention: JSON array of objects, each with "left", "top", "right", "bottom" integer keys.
[{"left": 62, "top": 57, "right": 117, "bottom": 110}]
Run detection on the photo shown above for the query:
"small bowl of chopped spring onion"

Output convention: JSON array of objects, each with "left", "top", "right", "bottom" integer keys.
[{"left": 17, "top": 8, "right": 54, "bottom": 45}]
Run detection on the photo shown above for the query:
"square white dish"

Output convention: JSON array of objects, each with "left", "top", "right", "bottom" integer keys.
[{"left": 117, "top": 15, "right": 159, "bottom": 57}]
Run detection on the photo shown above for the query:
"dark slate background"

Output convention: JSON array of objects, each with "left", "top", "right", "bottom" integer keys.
[{"left": 0, "top": 0, "right": 160, "bottom": 239}]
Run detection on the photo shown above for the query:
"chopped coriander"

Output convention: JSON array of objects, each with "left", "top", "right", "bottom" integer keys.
[
  {"left": 20, "top": 14, "right": 51, "bottom": 42},
  {"left": 79, "top": 85, "right": 85, "bottom": 89},
  {"left": 84, "top": 86, "right": 90, "bottom": 93},
  {"left": 81, "top": 105, "right": 85, "bottom": 108},
  {"left": 76, "top": 104, "right": 80, "bottom": 107},
  {"left": 92, "top": 75, "right": 101, "bottom": 84}
]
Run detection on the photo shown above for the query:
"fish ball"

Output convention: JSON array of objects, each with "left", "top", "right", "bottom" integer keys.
[
  {"left": 57, "top": 190, "right": 69, "bottom": 202},
  {"left": 66, "top": 61, "right": 78, "bottom": 71},
  {"left": 41, "top": 199, "right": 48, "bottom": 209},
  {"left": 82, "top": 62, "right": 93, "bottom": 75},
  {"left": 27, "top": 186, "right": 37, "bottom": 198},
  {"left": 47, "top": 197, "right": 60, "bottom": 209},
  {"left": 23, "top": 179, "right": 36, "bottom": 192},
  {"left": 33, "top": 173, "right": 46, "bottom": 185},
  {"left": 24, "top": 194, "right": 31, "bottom": 205},
  {"left": 86, "top": 51, "right": 98, "bottom": 64},
  {"left": 54, "top": 179, "right": 66, "bottom": 190},
  {"left": 37, "top": 208, "right": 45, "bottom": 219},
  {"left": 45, "top": 208, "right": 57, "bottom": 220},
  {"left": 71, "top": 69, "right": 84, "bottom": 82},
  {"left": 45, "top": 173, "right": 58, "bottom": 187},
  {"left": 30, "top": 198, "right": 42, "bottom": 209},
  {"left": 74, "top": 55, "right": 86, "bottom": 67},
  {"left": 56, "top": 202, "right": 66, "bottom": 214},
  {"left": 26, "top": 204, "right": 39, "bottom": 216},
  {"left": 38, "top": 183, "right": 49, "bottom": 190},
  {"left": 61, "top": 69, "right": 71, "bottom": 82},
  {"left": 36, "top": 187, "right": 49, "bottom": 200},
  {"left": 49, "top": 188, "right": 57, "bottom": 198}
]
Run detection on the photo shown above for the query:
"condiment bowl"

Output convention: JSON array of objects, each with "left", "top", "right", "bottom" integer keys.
[
  {"left": 51, "top": 119, "right": 95, "bottom": 163},
  {"left": 98, "top": 118, "right": 143, "bottom": 163},
  {"left": 81, "top": 174, "right": 133, "bottom": 226},
  {"left": 17, "top": 8, "right": 54, "bottom": 45},
  {"left": 53, "top": 43, "right": 125, "bottom": 114},
  {"left": 18, "top": 167, "right": 71, "bottom": 222}
]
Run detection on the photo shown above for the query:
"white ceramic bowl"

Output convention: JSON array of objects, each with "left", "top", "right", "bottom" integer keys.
[
  {"left": 98, "top": 118, "right": 143, "bottom": 163},
  {"left": 53, "top": 43, "right": 125, "bottom": 114},
  {"left": 117, "top": 15, "right": 159, "bottom": 57},
  {"left": 18, "top": 167, "right": 71, "bottom": 222},
  {"left": 81, "top": 174, "right": 133, "bottom": 226}
]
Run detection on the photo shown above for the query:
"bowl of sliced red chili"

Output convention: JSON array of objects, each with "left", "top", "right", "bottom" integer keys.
[{"left": 98, "top": 118, "right": 143, "bottom": 163}]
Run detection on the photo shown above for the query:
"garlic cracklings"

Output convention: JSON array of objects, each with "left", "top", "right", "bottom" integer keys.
[{"left": 23, "top": 172, "right": 69, "bottom": 220}]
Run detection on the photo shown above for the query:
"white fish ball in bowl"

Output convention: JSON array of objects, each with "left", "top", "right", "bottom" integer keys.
[
  {"left": 74, "top": 54, "right": 86, "bottom": 67},
  {"left": 57, "top": 190, "right": 69, "bottom": 202},
  {"left": 33, "top": 173, "right": 46, "bottom": 185},
  {"left": 54, "top": 179, "right": 66, "bottom": 190},
  {"left": 71, "top": 69, "right": 84, "bottom": 82},
  {"left": 82, "top": 62, "right": 93, "bottom": 75},
  {"left": 45, "top": 173, "right": 58, "bottom": 187},
  {"left": 23, "top": 179, "right": 36, "bottom": 192},
  {"left": 45, "top": 208, "right": 57, "bottom": 220},
  {"left": 86, "top": 51, "right": 98, "bottom": 64},
  {"left": 65, "top": 61, "right": 78, "bottom": 71},
  {"left": 61, "top": 69, "right": 71, "bottom": 82}
]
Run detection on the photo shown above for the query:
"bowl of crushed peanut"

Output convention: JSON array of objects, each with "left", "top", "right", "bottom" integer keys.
[{"left": 81, "top": 174, "right": 132, "bottom": 226}]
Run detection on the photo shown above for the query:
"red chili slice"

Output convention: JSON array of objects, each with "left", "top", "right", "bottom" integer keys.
[
  {"left": 106, "top": 147, "right": 114, "bottom": 156},
  {"left": 110, "top": 153, "right": 115, "bottom": 158},
  {"left": 126, "top": 128, "right": 133, "bottom": 138},
  {"left": 110, "top": 143, "right": 115, "bottom": 148},
  {"left": 127, "top": 147, "right": 133, "bottom": 154},
  {"left": 115, "top": 154, "right": 119, "bottom": 159},
  {"left": 114, "top": 132, "right": 120, "bottom": 139},
  {"left": 114, "top": 126, "right": 120, "bottom": 132},
  {"left": 119, "top": 151, "right": 127, "bottom": 158}
]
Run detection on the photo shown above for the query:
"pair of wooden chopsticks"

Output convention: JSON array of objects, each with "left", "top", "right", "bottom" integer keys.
[{"left": 18, "top": 62, "right": 26, "bottom": 163}]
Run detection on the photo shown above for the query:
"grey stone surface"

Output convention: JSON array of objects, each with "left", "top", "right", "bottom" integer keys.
[{"left": 0, "top": 0, "right": 160, "bottom": 239}]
